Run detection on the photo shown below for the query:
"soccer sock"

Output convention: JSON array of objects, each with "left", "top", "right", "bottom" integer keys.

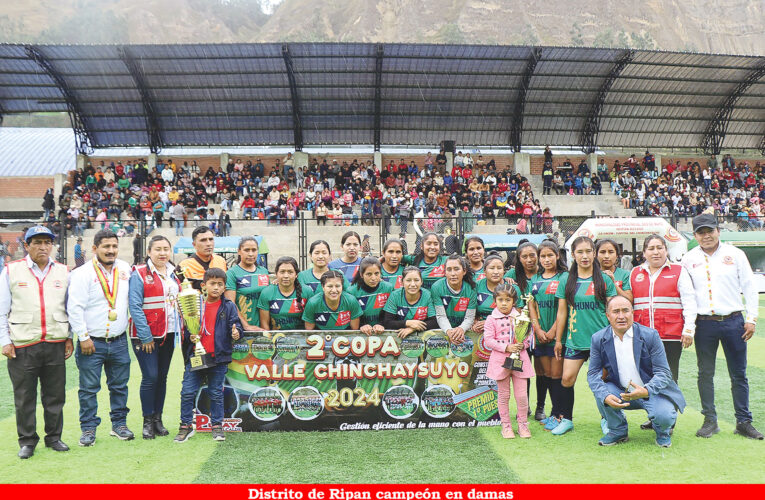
[
  {"left": 549, "top": 377, "right": 562, "bottom": 417},
  {"left": 536, "top": 375, "right": 549, "bottom": 411},
  {"left": 561, "top": 385, "right": 575, "bottom": 421}
]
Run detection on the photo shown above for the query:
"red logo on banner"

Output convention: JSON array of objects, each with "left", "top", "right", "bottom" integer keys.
[
  {"left": 336, "top": 310, "right": 351, "bottom": 326},
  {"left": 430, "top": 265, "right": 445, "bottom": 278},
  {"left": 258, "top": 274, "right": 270, "bottom": 286},
  {"left": 194, "top": 413, "right": 242, "bottom": 432},
  {"left": 413, "top": 306, "right": 428, "bottom": 320},
  {"left": 374, "top": 293, "right": 389, "bottom": 309},
  {"left": 454, "top": 297, "right": 470, "bottom": 312},
  {"left": 547, "top": 281, "right": 559, "bottom": 294}
]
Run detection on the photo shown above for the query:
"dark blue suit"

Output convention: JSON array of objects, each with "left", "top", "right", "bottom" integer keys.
[{"left": 588, "top": 322, "right": 686, "bottom": 441}]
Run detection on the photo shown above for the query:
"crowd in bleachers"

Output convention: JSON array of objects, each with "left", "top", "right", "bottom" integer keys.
[{"left": 49, "top": 149, "right": 550, "bottom": 237}]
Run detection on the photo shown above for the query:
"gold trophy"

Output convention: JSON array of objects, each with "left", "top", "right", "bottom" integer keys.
[
  {"left": 503, "top": 293, "right": 533, "bottom": 372},
  {"left": 178, "top": 276, "right": 214, "bottom": 371}
]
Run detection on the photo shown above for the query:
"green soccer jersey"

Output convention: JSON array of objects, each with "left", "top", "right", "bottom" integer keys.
[
  {"left": 529, "top": 272, "right": 565, "bottom": 343},
  {"left": 383, "top": 288, "right": 435, "bottom": 322},
  {"left": 554, "top": 272, "right": 617, "bottom": 350},
  {"left": 611, "top": 267, "right": 632, "bottom": 291},
  {"left": 297, "top": 268, "right": 350, "bottom": 298},
  {"left": 403, "top": 255, "right": 447, "bottom": 288},
  {"left": 381, "top": 264, "right": 404, "bottom": 289},
  {"left": 226, "top": 264, "right": 271, "bottom": 327},
  {"left": 430, "top": 278, "right": 477, "bottom": 328},
  {"left": 504, "top": 267, "right": 535, "bottom": 295},
  {"left": 347, "top": 281, "right": 394, "bottom": 327},
  {"left": 475, "top": 279, "right": 523, "bottom": 320},
  {"left": 256, "top": 284, "right": 311, "bottom": 330},
  {"left": 302, "top": 292, "right": 363, "bottom": 330}
]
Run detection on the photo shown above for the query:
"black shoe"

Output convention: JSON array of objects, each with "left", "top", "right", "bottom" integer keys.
[
  {"left": 142, "top": 416, "right": 155, "bottom": 440},
  {"left": 734, "top": 422, "right": 764, "bottom": 440},
  {"left": 640, "top": 419, "right": 653, "bottom": 430},
  {"left": 110, "top": 425, "right": 135, "bottom": 441},
  {"left": 18, "top": 445, "right": 35, "bottom": 459},
  {"left": 696, "top": 418, "right": 720, "bottom": 438},
  {"left": 46, "top": 440, "right": 70, "bottom": 452},
  {"left": 153, "top": 414, "right": 169, "bottom": 437},
  {"left": 534, "top": 407, "right": 547, "bottom": 422}
]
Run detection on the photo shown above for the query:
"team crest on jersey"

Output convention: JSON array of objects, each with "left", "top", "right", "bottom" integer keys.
[
  {"left": 476, "top": 272, "right": 486, "bottom": 281},
  {"left": 258, "top": 274, "right": 270, "bottom": 286},
  {"left": 429, "top": 265, "right": 445, "bottom": 278},
  {"left": 374, "top": 293, "right": 389, "bottom": 308},
  {"left": 723, "top": 255, "right": 734, "bottom": 265},
  {"left": 635, "top": 273, "right": 645, "bottom": 282},
  {"left": 454, "top": 297, "right": 470, "bottom": 312},
  {"left": 413, "top": 306, "right": 428, "bottom": 320},
  {"left": 288, "top": 299, "right": 304, "bottom": 313},
  {"left": 546, "top": 281, "right": 559, "bottom": 294},
  {"left": 584, "top": 283, "right": 595, "bottom": 296},
  {"left": 394, "top": 275, "right": 403, "bottom": 288},
  {"left": 336, "top": 310, "right": 351, "bottom": 326}
]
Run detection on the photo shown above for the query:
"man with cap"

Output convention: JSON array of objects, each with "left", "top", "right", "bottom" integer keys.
[
  {"left": 681, "top": 213, "right": 763, "bottom": 440},
  {"left": 74, "top": 236, "right": 85, "bottom": 268},
  {"left": 0, "top": 226, "right": 73, "bottom": 458}
]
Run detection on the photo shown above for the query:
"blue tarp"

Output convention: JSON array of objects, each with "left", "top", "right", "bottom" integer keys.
[{"left": 173, "top": 235, "right": 267, "bottom": 254}]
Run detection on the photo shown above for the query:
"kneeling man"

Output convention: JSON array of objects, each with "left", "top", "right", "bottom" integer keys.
[{"left": 588, "top": 295, "right": 686, "bottom": 447}]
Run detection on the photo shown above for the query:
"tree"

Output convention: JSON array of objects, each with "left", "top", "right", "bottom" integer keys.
[{"left": 570, "top": 22, "right": 584, "bottom": 46}]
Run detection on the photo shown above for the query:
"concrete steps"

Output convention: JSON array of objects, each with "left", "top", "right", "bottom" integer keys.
[{"left": 527, "top": 176, "right": 636, "bottom": 217}]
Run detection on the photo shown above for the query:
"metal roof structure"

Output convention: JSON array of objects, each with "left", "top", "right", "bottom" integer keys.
[{"left": 1, "top": 43, "right": 764, "bottom": 155}]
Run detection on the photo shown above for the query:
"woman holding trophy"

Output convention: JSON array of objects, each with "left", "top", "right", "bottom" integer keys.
[
  {"left": 128, "top": 235, "right": 181, "bottom": 440},
  {"left": 483, "top": 283, "right": 533, "bottom": 439}
]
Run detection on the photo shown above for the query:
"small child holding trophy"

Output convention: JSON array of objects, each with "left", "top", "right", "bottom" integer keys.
[
  {"left": 175, "top": 268, "right": 242, "bottom": 443},
  {"left": 483, "top": 283, "right": 534, "bottom": 439}
]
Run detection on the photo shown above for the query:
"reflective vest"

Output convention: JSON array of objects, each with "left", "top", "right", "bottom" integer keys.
[
  {"left": 630, "top": 263, "right": 683, "bottom": 340},
  {"left": 6, "top": 259, "right": 69, "bottom": 347},
  {"left": 129, "top": 264, "right": 180, "bottom": 340}
]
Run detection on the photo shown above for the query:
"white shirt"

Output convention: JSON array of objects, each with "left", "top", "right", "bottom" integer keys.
[
  {"left": 681, "top": 243, "right": 758, "bottom": 324},
  {"left": 0, "top": 255, "right": 56, "bottom": 347},
  {"left": 639, "top": 260, "right": 698, "bottom": 336},
  {"left": 67, "top": 258, "right": 131, "bottom": 341},
  {"left": 613, "top": 327, "right": 644, "bottom": 390}
]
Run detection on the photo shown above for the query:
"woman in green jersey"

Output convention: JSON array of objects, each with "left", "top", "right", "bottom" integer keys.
[
  {"left": 297, "top": 240, "right": 332, "bottom": 295},
  {"left": 596, "top": 238, "right": 633, "bottom": 302},
  {"left": 348, "top": 257, "right": 394, "bottom": 335},
  {"left": 302, "top": 270, "right": 362, "bottom": 330},
  {"left": 380, "top": 239, "right": 405, "bottom": 289},
  {"left": 404, "top": 232, "right": 447, "bottom": 287},
  {"left": 224, "top": 236, "right": 270, "bottom": 331},
  {"left": 257, "top": 257, "right": 308, "bottom": 330},
  {"left": 464, "top": 236, "right": 486, "bottom": 281},
  {"left": 431, "top": 254, "right": 477, "bottom": 344},
  {"left": 472, "top": 254, "right": 521, "bottom": 333},
  {"left": 381, "top": 266, "right": 438, "bottom": 338},
  {"left": 552, "top": 236, "right": 617, "bottom": 435},
  {"left": 529, "top": 240, "right": 568, "bottom": 431},
  {"left": 506, "top": 241, "right": 538, "bottom": 296}
]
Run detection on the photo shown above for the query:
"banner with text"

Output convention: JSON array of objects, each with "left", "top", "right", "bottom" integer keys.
[{"left": 193, "top": 330, "right": 500, "bottom": 432}]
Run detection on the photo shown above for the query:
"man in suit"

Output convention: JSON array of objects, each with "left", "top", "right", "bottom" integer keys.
[{"left": 588, "top": 295, "right": 686, "bottom": 447}]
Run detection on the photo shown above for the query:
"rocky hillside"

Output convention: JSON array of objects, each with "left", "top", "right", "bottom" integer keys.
[{"left": 0, "top": 0, "right": 762, "bottom": 55}]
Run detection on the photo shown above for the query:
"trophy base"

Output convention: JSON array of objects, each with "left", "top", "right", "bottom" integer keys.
[
  {"left": 190, "top": 352, "right": 215, "bottom": 371},
  {"left": 503, "top": 357, "right": 524, "bottom": 372}
]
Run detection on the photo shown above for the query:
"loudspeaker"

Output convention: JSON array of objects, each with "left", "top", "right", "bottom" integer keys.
[{"left": 440, "top": 140, "right": 456, "bottom": 153}]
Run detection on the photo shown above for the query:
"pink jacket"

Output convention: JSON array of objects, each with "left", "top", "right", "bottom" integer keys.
[{"left": 483, "top": 307, "right": 534, "bottom": 380}]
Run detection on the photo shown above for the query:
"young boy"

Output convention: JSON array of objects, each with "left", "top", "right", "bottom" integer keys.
[{"left": 175, "top": 268, "right": 242, "bottom": 443}]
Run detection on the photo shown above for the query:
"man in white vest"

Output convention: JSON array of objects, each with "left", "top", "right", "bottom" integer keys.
[{"left": 0, "top": 226, "right": 73, "bottom": 459}]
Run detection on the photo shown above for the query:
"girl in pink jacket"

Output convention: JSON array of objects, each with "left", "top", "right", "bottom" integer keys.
[{"left": 483, "top": 283, "right": 534, "bottom": 438}]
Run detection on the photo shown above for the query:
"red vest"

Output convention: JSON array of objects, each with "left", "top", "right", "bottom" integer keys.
[
  {"left": 129, "top": 264, "right": 180, "bottom": 340},
  {"left": 630, "top": 263, "right": 683, "bottom": 340}
]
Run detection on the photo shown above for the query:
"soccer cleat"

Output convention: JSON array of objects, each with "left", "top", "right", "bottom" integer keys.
[
  {"left": 551, "top": 418, "right": 574, "bottom": 435},
  {"left": 544, "top": 416, "right": 561, "bottom": 431}
]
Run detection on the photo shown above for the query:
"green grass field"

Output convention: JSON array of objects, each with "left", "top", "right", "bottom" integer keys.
[{"left": 2, "top": 302, "right": 765, "bottom": 484}]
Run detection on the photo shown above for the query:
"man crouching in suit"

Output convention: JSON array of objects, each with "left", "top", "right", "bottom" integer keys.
[{"left": 588, "top": 295, "right": 686, "bottom": 448}]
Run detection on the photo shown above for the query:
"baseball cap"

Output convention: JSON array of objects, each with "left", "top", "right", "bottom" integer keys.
[
  {"left": 24, "top": 226, "right": 55, "bottom": 242},
  {"left": 692, "top": 213, "right": 719, "bottom": 232}
]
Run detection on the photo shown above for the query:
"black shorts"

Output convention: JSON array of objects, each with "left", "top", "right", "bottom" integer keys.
[
  {"left": 533, "top": 343, "right": 556, "bottom": 357},
  {"left": 564, "top": 347, "right": 590, "bottom": 361}
]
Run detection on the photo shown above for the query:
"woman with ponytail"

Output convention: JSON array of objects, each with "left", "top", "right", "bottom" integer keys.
[{"left": 550, "top": 236, "right": 617, "bottom": 436}]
